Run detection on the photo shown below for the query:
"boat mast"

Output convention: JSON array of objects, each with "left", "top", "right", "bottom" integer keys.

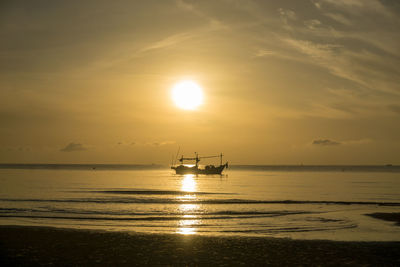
[
  {"left": 179, "top": 152, "right": 200, "bottom": 168},
  {"left": 179, "top": 153, "right": 223, "bottom": 167}
]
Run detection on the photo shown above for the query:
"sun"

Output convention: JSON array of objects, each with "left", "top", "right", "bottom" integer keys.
[{"left": 171, "top": 80, "right": 204, "bottom": 110}]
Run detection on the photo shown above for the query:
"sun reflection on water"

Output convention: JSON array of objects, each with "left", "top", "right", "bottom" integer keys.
[
  {"left": 181, "top": 174, "right": 196, "bottom": 192},
  {"left": 176, "top": 227, "right": 197, "bottom": 235},
  {"left": 176, "top": 194, "right": 196, "bottom": 200},
  {"left": 176, "top": 175, "right": 201, "bottom": 235},
  {"left": 179, "top": 204, "right": 198, "bottom": 212}
]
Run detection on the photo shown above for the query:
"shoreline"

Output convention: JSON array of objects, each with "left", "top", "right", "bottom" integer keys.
[{"left": 1, "top": 225, "right": 399, "bottom": 266}]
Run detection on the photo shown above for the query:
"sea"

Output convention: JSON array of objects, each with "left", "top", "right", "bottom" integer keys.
[{"left": 0, "top": 164, "right": 399, "bottom": 241}]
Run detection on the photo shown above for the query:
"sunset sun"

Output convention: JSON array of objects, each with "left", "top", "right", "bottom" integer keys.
[{"left": 171, "top": 80, "right": 203, "bottom": 110}]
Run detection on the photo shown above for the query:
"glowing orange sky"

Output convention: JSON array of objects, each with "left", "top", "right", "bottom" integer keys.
[{"left": 0, "top": 0, "right": 399, "bottom": 164}]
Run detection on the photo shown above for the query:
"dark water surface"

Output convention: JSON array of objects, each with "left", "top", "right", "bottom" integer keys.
[{"left": 0, "top": 167, "right": 399, "bottom": 241}]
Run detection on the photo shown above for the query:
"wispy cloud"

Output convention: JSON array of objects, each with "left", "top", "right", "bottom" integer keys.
[
  {"left": 280, "top": 34, "right": 400, "bottom": 96},
  {"left": 312, "top": 138, "right": 372, "bottom": 146},
  {"left": 60, "top": 143, "right": 87, "bottom": 152},
  {"left": 138, "top": 33, "right": 194, "bottom": 54},
  {"left": 278, "top": 8, "right": 297, "bottom": 30},
  {"left": 343, "top": 138, "right": 372, "bottom": 145},
  {"left": 145, "top": 141, "right": 176, "bottom": 147},
  {"left": 304, "top": 19, "right": 322, "bottom": 30},
  {"left": 324, "top": 13, "right": 352, "bottom": 26},
  {"left": 283, "top": 39, "right": 342, "bottom": 60},
  {"left": 317, "top": 0, "right": 392, "bottom": 16},
  {"left": 175, "top": 0, "right": 228, "bottom": 30},
  {"left": 388, "top": 104, "right": 400, "bottom": 115},
  {"left": 312, "top": 139, "right": 341, "bottom": 146},
  {"left": 253, "top": 49, "right": 277, "bottom": 58},
  {"left": 118, "top": 140, "right": 176, "bottom": 147}
]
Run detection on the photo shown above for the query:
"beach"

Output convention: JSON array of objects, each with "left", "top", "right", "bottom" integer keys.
[
  {"left": 1, "top": 226, "right": 399, "bottom": 266},
  {"left": 1, "top": 168, "right": 400, "bottom": 265}
]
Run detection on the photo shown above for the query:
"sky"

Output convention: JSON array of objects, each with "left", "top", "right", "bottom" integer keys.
[{"left": 0, "top": 0, "right": 399, "bottom": 164}]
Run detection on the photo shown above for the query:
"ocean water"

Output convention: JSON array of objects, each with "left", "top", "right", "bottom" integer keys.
[{"left": 0, "top": 166, "right": 399, "bottom": 241}]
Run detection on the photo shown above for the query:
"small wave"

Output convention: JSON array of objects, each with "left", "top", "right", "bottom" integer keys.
[
  {"left": 0, "top": 212, "right": 309, "bottom": 221},
  {"left": 0, "top": 198, "right": 399, "bottom": 206},
  {"left": 0, "top": 208, "right": 312, "bottom": 217},
  {"left": 0, "top": 208, "right": 29, "bottom": 213},
  {"left": 210, "top": 210, "right": 311, "bottom": 216},
  {"left": 0, "top": 214, "right": 198, "bottom": 221},
  {"left": 91, "top": 190, "right": 233, "bottom": 195},
  {"left": 220, "top": 224, "right": 357, "bottom": 234}
]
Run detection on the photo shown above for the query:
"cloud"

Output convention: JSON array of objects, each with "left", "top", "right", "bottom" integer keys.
[
  {"left": 283, "top": 39, "right": 342, "bottom": 60},
  {"left": 312, "top": 138, "right": 372, "bottom": 146},
  {"left": 278, "top": 8, "right": 297, "bottom": 30},
  {"left": 304, "top": 19, "right": 322, "bottom": 30},
  {"left": 388, "top": 104, "right": 400, "bottom": 114},
  {"left": 124, "top": 141, "right": 176, "bottom": 147},
  {"left": 318, "top": 0, "right": 364, "bottom": 8},
  {"left": 278, "top": 8, "right": 297, "bottom": 21},
  {"left": 60, "top": 143, "right": 87, "bottom": 152},
  {"left": 138, "top": 32, "right": 193, "bottom": 54},
  {"left": 324, "top": 13, "right": 352, "bottom": 26},
  {"left": 253, "top": 49, "right": 278, "bottom": 58},
  {"left": 264, "top": 0, "right": 400, "bottom": 100},
  {"left": 343, "top": 138, "right": 372, "bottom": 145},
  {"left": 281, "top": 36, "right": 400, "bottom": 96},
  {"left": 312, "top": 139, "right": 341, "bottom": 146},
  {"left": 317, "top": 0, "right": 391, "bottom": 16},
  {"left": 147, "top": 141, "right": 176, "bottom": 147},
  {"left": 175, "top": 0, "right": 227, "bottom": 30}
]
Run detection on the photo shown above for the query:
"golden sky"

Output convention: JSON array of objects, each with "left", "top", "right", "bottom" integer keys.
[{"left": 1, "top": 0, "right": 399, "bottom": 164}]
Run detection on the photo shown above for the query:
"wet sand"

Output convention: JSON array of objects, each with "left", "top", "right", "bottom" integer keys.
[{"left": 0, "top": 226, "right": 399, "bottom": 266}]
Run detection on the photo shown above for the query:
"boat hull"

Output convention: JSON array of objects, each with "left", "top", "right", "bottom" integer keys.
[{"left": 171, "top": 163, "right": 228, "bottom": 175}]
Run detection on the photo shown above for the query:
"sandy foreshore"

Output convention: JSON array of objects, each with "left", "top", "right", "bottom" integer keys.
[{"left": 0, "top": 226, "right": 399, "bottom": 266}]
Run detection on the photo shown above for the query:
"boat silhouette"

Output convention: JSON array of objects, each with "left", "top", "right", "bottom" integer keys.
[{"left": 171, "top": 152, "right": 228, "bottom": 175}]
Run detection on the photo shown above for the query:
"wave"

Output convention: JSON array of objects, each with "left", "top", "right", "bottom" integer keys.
[
  {"left": 220, "top": 224, "right": 357, "bottom": 233},
  {"left": 0, "top": 198, "right": 399, "bottom": 206},
  {"left": 91, "top": 190, "right": 233, "bottom": 195},
  {"left": 0, "top": 212, "right": 312, "bottom": 221},
  {"left": 0, "top": 212, "right": 357, "bottom": 234},
  {"left": 0, "top": 207, "right": 312, "bottom": 217},
  {"left": 0, "top": 207, "right": 358, "bottom": 234}
]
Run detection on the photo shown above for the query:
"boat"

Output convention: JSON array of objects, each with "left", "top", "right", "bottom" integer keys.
[{"left": 171, "top": 152, "right": 228, "bottom": 175}]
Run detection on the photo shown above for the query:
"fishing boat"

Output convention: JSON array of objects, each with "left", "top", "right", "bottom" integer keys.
[{"left": 171, "top": 152, "right": 228, "bottom": 175}]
